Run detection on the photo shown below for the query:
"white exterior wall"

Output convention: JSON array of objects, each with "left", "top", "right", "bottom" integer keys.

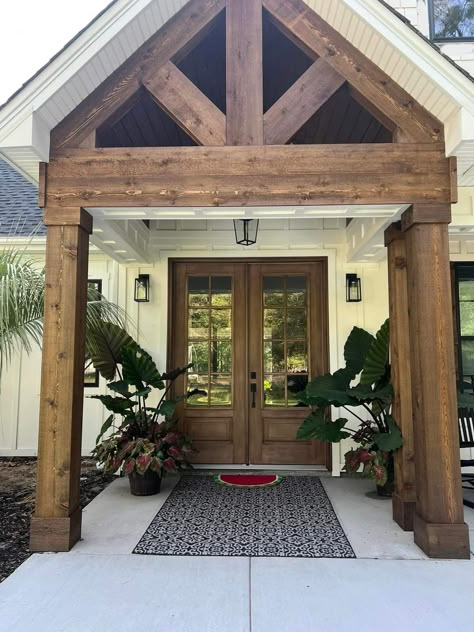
[{"left": 386, "top": 0, "right": 474, "bottom": 75}]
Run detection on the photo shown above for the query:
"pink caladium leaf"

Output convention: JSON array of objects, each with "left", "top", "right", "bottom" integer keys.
[
  {"left": 163, "top": 457, "right": 177, "bottom": 472},
  {"left": 150, "top": 457, "right": 163, "bottom": 473},
  {"left": 123, "top": 458, "right": 136, "bottom": 474},
  {"left": 163, "top": 432, "right": 178, "bottom": 445},
  {"left": 136, "top": 454, "right": 152, "bottom": 474},
  {"left": 168, "top": 445, "right": 182, "bottom": 460},
  {"left": 358, "top": 449, "right": 373, "bottom": 464},
  {"left": 371, "top": 464, "right": 388, "bottom": 486}
]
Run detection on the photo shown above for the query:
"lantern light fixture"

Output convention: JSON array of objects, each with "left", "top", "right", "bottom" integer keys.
[
  {"left": 346, "top": 273, "right": 362, "bottom": 303},
  {"left": 134, "top": 274, "right": 150, "bottom": 303},
  {"left": 233, "top": 219, "right": 259, "bottom": 246}
]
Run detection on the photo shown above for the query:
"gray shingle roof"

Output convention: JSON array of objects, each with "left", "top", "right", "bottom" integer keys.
[{"left": 0, "top": 159, "right": 44, "bottom": 236}]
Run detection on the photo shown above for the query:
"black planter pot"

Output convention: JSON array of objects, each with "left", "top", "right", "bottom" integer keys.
[
  {"left": 376, "top": 479, "right": 394, "bottom": 497},
  {"left": 128, "top": 470, "right": 162, "bottom": 496}
]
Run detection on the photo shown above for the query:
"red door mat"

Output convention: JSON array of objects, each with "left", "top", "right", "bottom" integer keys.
[{"left": 215, "top": 474, "right": 283, "bottom": 488}]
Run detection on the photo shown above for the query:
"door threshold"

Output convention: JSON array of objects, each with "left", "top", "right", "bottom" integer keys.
[{"left": 193, "top": 464, "right": 329, "bottom": 471}]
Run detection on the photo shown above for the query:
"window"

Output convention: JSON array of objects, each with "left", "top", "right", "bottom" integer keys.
[
  {"left": 429, "top": 1, "right": 474, "bottom": 42},
  {"left": 84, "top": 279, "right": 102, "bottom": 388},
  {"left": 454, "top": 265, "right": 474, "bottom": 393}
]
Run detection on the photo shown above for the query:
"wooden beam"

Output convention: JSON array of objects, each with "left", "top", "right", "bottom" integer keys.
[
  {"left": 264, "top": 59, "right": 345, "bottom": 145},
  {"left": 30, "top": 207, "right": 91, "bottom": 552},
  {"left": 226, "top": 0, "right": 263, "bottom": 144},
  {"left": 51, "top": 0, "right": 226, "bottom": 149},
  {"left": 144, "top": 62, "right": 225, "bottom": 146},
  {"left": 402, "top": 204, "right": 470, "bottom": 558},
  {"left": 46, "top": 144, "right": 452, "bottom": 208},
  {"left": 263, "top": 0, "right": 443, "bottom": 143},
  {"left": 384, "top": 222, "right": 416, "bottom": 531}
]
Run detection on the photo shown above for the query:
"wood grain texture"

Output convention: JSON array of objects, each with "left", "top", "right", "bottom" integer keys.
[
  {"left": 401, "top": 203, "right": 451, "bottom": 230},
  {"left": 30, "top": 208, "right": 91, "bottom": 552},
  {"left": 226, "top": 0, "right": 263, "bottom": 144},
  {"left": 385, "top": 223, "right": 416, "bottom": 531},
  {"left": 51, "top": 0, "right": 226, "bottom": 149},
  {"left": 144, "top": 62, "right": 225, "bottom": 146},
  {"left": 404, "top": 212, "right": 470, "bottom": 557},
  {"left": 46, "top": 144, "right": 452, "bottom": 208},
  {"left": 38, "top": 162, "right": 47, "bottom": 208},
  {"left": 263, "top": 0, "right": 443, "bottom": 143},
  {"left": 264, "top": 59, "right": 345, "bottom": 145}
]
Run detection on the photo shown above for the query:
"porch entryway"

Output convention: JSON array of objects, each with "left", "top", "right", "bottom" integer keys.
[{"left": 169, "top": 259, "right": 329, "bottom": 467}]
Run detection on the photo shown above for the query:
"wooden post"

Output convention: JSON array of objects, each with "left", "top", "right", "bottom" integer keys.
[
  {"left": 402, "top": 204, "right": 470, "bottom": 558},
  {"left": 226, "top": 0, "right": 263, "bottom": 144},
  {"left": 30, "top": 207, "right": 92, "bottom": 552},
  {"left": 384, "top": 222, "right": 416, "bottom": 531}
]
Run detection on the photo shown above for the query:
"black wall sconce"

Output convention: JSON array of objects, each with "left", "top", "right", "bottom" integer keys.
[
  {"left": 346, "top": 273, "right": 362, "bottom": 303},
  {"left": 134, "top": 274, "right": 150, "bottom": 302},
  {"left": 233, "top": 219, "right": 259, "bottom": 246}
]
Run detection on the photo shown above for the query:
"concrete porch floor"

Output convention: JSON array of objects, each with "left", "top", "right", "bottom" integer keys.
[{"left": 0, "top": 476, "right": 473, "bottom": 631}]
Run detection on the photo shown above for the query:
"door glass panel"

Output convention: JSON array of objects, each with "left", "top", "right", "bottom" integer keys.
[
  {"left": 211, "top": 277, "right": 232, "bottom": 306},
  {"left": 264, "top": 308, "right": 285, "bottom": 339},
  {"left": 287, "top": 276, "right": 307, "bottom": 307},
  {"left": 211, "top": 309, "right": 232, "bottom": 338},
  {"left": 210, "top": 374, "right": 232, "bottom": 406},
  {"left": 188, "top": 341, "right": 209, "bottom": 373},
  {"left": 188, "top": 309, "right": 209, "bottom": 339},
  {"left": 287, "top": 309, "right": 307, "bottom": 339},
  {"left": 460, "top": 302, "right": 474, "bottom": 336},
  {"left": 264, "top": 341, "right": 285, "bottom": 372},
  {"left": 263, "top": 276, "right": 285, "bottom": 306},
  {"left": 461, "top": 340, "right": 474, "bottom": 378},
  {"left": 186, "top": 275, "right": 232, "bottom": 407},
  {"left": 187, "top": 373, "right": 209, "bottom": 406},
  {"left": 262, "top": 275, "right": 309, "bottom": 406},
  {"left": 263, "top": 374, "right": 286, "bottom": 406},
  {"left": 188, "top": 276, "right": 209, "bottom": 306},
  {"left": 211, "top": 341, "right": 232, "bottom": 373}
]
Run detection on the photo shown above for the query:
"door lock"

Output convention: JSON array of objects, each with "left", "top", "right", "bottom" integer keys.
[{"left": 250, "top": 382, "right": 257, "bottom": 408}]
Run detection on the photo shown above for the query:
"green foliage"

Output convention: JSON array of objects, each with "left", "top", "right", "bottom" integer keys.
[
  {"left": 297, "top": 319, "right": 398, "bottom": 487},
  {"left": 87, "top": 322, "right": 137, "bottom": 382},
  {"left": 122, "top": 346, "right": 164, "bottom": 390}
]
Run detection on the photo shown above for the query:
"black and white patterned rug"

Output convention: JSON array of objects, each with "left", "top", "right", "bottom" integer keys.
[{"left": 133, "top": 476, "right": 355, "bottom": 558}]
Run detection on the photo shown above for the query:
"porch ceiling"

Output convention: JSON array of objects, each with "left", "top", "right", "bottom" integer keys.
[{"left": 0, "top": 0, "right": 473, "bottom": 183}]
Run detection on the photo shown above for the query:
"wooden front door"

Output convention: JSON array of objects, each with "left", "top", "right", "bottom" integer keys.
[{"left": 170, "top": 259, "right": 329, "bottom": 466}]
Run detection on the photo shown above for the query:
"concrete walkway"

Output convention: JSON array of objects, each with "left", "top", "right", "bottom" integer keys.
[{"left": 0, "top": 476, "right": 473, "bottom": 631}]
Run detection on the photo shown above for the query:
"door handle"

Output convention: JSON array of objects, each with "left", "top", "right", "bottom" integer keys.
[{"left": 250, "top": 382, "right": 257, "bottom": 408}]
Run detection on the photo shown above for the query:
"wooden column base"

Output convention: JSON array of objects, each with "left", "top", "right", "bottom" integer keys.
[
  {"left": 30, "top": 507, "right": 82, "bottom": 552},
  {"left": 414, "top": 513, "right": 470, "bottom": 559},
  {"left": 392, "top": 493, "right": 416, "bottom": 532}
]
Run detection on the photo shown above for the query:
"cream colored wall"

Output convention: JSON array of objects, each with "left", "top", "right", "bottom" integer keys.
[{"left": 0, "top": 256, "right": 126, "bottom": 456}]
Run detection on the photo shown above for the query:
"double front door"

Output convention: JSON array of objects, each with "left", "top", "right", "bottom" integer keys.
[{"left": 170, "top": 259, "right": 329, "bottom": 466}]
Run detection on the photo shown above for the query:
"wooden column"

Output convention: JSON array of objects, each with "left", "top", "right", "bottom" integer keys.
[
  {"left": 384, "top": 222, "right": 416, "bottom": 531},
  {"left": 226, "top": 0, "right": 263, "bottom": 144},
  {"left": 402, "top": 204, "right": 470, "bottom": 558},
  {"left": 30, "top": 207, "right": 92, "bottom": 552}
]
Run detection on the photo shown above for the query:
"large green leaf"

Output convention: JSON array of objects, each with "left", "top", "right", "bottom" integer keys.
[
  {"left": 162, "top": 364, "right": 193, "bottom": 381},
  {"left": 89, "top": 394, "right": 136, "bottom": 415},
  {"left": 297, "top": 410, "right": 351, "bottom": 442},
  {"left": 87, "top": 322, "right": 137, "bottom": 381},
  {"left": 349, "top": 382, "right": 393, "bottom": 403},
  {"left": 159, "top": 400, "right": 176, "bottom": 419},
  {"left": 372, "top": 416, "right": 403, "bottom": 451},
  {"left": 304, "top": 368, "right": 355, "bottom": 406},
  {"left": 360, "top": 319, "right": 390, "bottom": 385},
  {"left": 122, "top": 346, "right": 164, "bottom": 390},
  {"left": 344, "top": 326, "right": 375, "bottom": 377},
  {"left": 95, "top": 414, "right": 114, "bottom": 445}
]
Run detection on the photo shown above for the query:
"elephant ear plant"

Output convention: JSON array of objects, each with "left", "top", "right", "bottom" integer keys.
[
  {"left": 297, "top": 319, "right": 402, "bottom": 490},
  {"left": 89, "top": 322, "right": 202, "bottom": 495}
]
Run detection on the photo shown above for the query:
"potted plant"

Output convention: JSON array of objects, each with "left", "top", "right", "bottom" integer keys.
[
  {"left": 297, "top": 319, "right": 402, "bottom": 495},
  {"left": 88, "top": 323, "right": 201, "bottom": 495}
]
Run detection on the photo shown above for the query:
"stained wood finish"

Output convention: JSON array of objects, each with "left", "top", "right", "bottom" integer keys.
[
  {"left": 169, "top": 259, "right": 329, "bottom": 466},
  {"left": 51, "top": 0, "right": 226, "bottom": 149},
  {"left": 248, "top": 261, "right": 328, "bottom": 465},
  {"left": 264, "top": 59, "right": 345, "bottom": 145},
  {"left": 263, "top": 0, "right": 442, "bottom": 143},
  {"left": 170, "top": 261, "right": 247, "bottom": 464},
  {"left": 46, "top": 144, "right": 452, "bottom": 208},
  {"left": 144, "top": 62, "right": 226, "bottom": 146},
  {"left": 385, "top": 222, "right": 415, "bottom": 531},
  {"left": 30, "top": 207, "right": 91, "bottom": 552},
  {"left": 226, "top": 0, "right": 264, "bottom": 144},
  {"left": 403, "top": 205, "right": 470, "bottom": 558}
]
